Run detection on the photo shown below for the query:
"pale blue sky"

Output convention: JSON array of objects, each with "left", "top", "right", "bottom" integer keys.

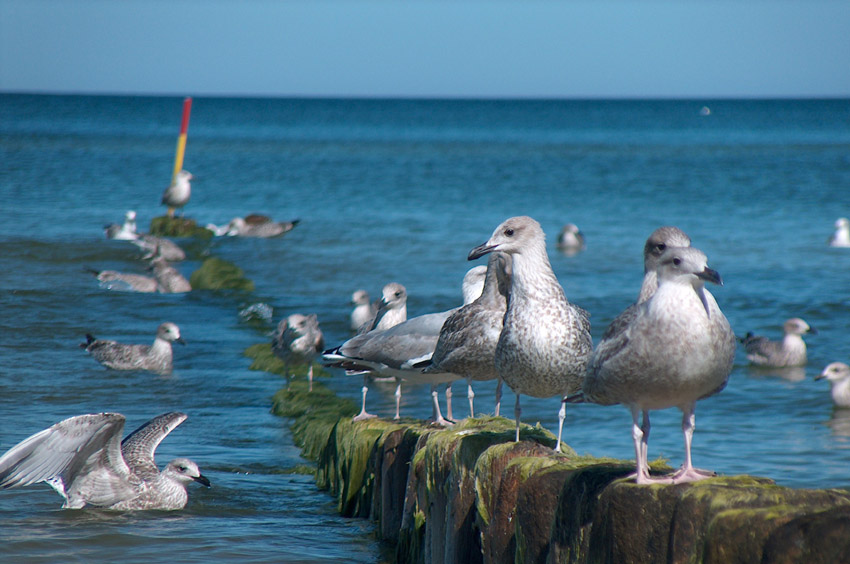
[{"left": 1, "top": 0, "right": 848, "bottom": 98}]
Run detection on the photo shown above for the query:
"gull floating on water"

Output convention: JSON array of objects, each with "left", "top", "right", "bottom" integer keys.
[
  {"left": 82, "top": 322, "right": 185, "bottom": 374},
  {"left": 207, "top": 214, "right": 301, "bottom": 238},
  {"left": 350, "top": 290, "right": 377, "bottom": 332},
  {"left": 132, "top": 234, "right": 187, "bottom": 262},
  {"left": 579, "top": 246, "right": 735, "bottom": 484},
  {"left": 104, "top": 210, "right": 138, "bottom": 240},
  {"left": 422, "top": 252, "right": 510, "bottom": 418},
  {"left": 162, "top": 170, "right": 192, "bottom": 217},
  {"left": 828, "top": 218, "right": 850, "bottom": 247},
  {"left": 151, "top": 254, "right": 192, "bottom": 293},
  {"left": 817, "top": 363, "right": 850, "bottom": 408},
  {"left": 87, "top": 267, "right": 160, "bottom": 293},
  {"left": 556, "top": 223, "right": 586, "bottom": 255},
  {"left": 739, "top": 318, "right": 816, "bottom": 368},
  {"left": 468, "top": 216, "right": 593, "bottom": 452},
  {"left": 0, "top": 412, "right": 209, "bottom": 510},
  {"left": 272, "top": 313, "right": 325, "bottom": 392}
]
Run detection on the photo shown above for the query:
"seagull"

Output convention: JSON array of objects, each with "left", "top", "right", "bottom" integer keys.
[
  {"left": 739, "top": 318, "right": 816, "bottom": 368},
  {"left": 556, "top": 223, "right": 586, "bottom": 255},
  {"left": 828, "top": 217, "right": 850, "bottom": 247},
  {"left": 150, "top": 255, "right": 192, "bottom": 293},
  {"left": 162, "top": 170, "right": 192, "bottom": 217},
  {"left": 580, "top": 246, "right": 736, "bottom": 484},
  {"left": 132, "top": 234, "right": 187, "bottom": 262},
  {"left": 422, "top": 252, "right": 510, "bottom": 418},
  {"left": 104, "top": 210, "right": 138, "bottom": 240},
  {"left": 461, "top": 265, "right": 487, "bottom": 305},
  {"left": 468, "top": 216, "right": 593, "bottom": 452},
  {"left": 272, "top": 313, "right": 325, "bottom": 392},
  {"left": 356, "top": 282, "right": 408, "bottom": 334},
  {"left": 350, "top": 290, "right": 377, "bottom": 332},
  {"left": 81, "top": 322, "right": 185, "bottom": 374},
  {"left": 817, "top": 363, "right": 850, "bottom": 408},
  {"left": 0, "top": 412, "right": 209, "bottom": 510},
  {"left": 221, "top": 215, "right": 300, "bottom": 238},
  {"left": 87, "top": 267, "right": 160, "bottom": 293}
]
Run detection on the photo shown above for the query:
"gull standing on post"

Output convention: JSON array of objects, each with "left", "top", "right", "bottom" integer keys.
[
  {"left": 468, "top": 216, "right": 592, "bottom": 452},
  {"left": 162, "top": 170, "right": 192, "bottom": 217},
  {"left": 581, "top": 246, "right": 735, "bottom": 484},
  {"left": 0, "top": 412, "right": 209, "bottom": 510}
]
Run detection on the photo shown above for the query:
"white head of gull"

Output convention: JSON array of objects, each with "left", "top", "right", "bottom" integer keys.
[
  {"left": 817, "top": 362, "right": 850, "bottom": 408},
  {"left": 272, "top": 313, "right": 325, "bottom": 392},
  {"left": 350, "top": 290, "right": 376, "bottom": 332},
  {"left": 740, "top": 317, "right": 816, "bottom": 368},
  {"left": 0, "top": 412, "right": 210, "bottom": 510},
  {"left": 468, "top": 216, "right": 593, "bottom": 452},
  {"left": 581, "top": 246, "right": 735, "bottom": 484},
  {"left": 161, "top": 170, "right": 192, "bottom": 217},
  {"left": 356, "top": 282, "right": 408, "bottom": 335},
  {"left": 82, "top": 322, "right": 186, "bottom": 374},
  {"left": 424, "top": 252, "right": 511, "bottom": 418},
  {"left": 556, "top": 223, "right": 586, "bottom": 255},
  {"left": 828, "top": 217, "right": 850, "bottom": 247}
]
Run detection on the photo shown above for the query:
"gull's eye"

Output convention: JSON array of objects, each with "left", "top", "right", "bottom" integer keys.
[
  {"left": 672, "top": 258, "right": 682, "bottom": 266},
  {"left": 178, "top": 465, "right": 187, "bottom": 472},
  {"left": 395, "top": 291, "right": 402, "bottom": 298},
  {"left": 504, "top": 228, "right": 515, "bottom": 237}
]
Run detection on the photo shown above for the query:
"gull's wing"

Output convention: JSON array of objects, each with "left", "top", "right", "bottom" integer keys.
[
  {"left": 120, "top": 412, "right": 187, "bottom": 481},
  {"left": 0, "top": 413, "right": 137, "bottom": 508}
]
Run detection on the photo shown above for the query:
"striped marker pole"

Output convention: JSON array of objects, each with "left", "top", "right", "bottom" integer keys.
[{"left": 171, "top": 97, "right": 192, "bottom": 185}]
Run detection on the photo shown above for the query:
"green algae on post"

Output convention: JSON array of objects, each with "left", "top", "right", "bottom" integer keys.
[
  {"left": 149, "top": 215, "right": 213, "bottom": 238},
  {"left": 189, "top": 257, "right": 254, "bottom": 291}
]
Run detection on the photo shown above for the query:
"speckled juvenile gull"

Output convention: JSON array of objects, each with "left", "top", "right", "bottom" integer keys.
[
  {"left": 829, "top": 217, "right": 850, "bottom": 247},
  {"left": 272, "top": 313, "right": 325, "bottom": 392},
  {"left": 82, "top": 322, "right": 185, "bottom": 374},
  {"left": 817, "top": 363, "right": 850, "bottom": 408},
  {"left": 0, "top": 412, "right": 209, "bottom": 510},
  {"left": 423, "top": 252, "right": 510, "bottom": 418},
  {"left": 132, "top": 234, "right": 187, "bottom": 262},
  {"left": 350, "top": 289, "right": 377, "bottom": 332},
  {"left": 356, "top": 282, "right": 408, "bottom": 334},
  {"left": 556, "top": 223, "right": 586, "bottom": 255},
  {"left": 739, "top": 318, "right": 816, "bottom": 368},
  {"left": 104, "top": 210, "right": 138, "bottom": 240},
  {"left": 87, "top": 267, "right": 160, "bottom": 293},
  {"left": 162, "top": 170, "right": 192, "bottom": 217},
  {"left": 215, "top": 214, "right": 300, "bottom": 238},
  {"left": 580, "top": 246, "right": 735, "bottom": 484},
  {"left": 151, "top": 256, "right": 192, "bottom": 293},
  {"left": 468, "top": 216, "right": 593, "bottom": 452}
]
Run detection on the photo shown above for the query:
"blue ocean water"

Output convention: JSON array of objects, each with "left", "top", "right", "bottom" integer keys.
[{"left": 1, "top": 94, "right": 849, "bottom": 561}]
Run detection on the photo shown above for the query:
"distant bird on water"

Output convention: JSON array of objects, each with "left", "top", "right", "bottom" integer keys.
[
  {"left": 162, "top": 170, "right": 192, "bottom": 217},
  {"left": 272, "top": 313, "right": 325, "bottom": 392},
  {"left": 104, "top": 210, "right": 138, "bottom": 240},
  {"left": 739, "top": 318, "right": 816, "bottom": 368},
  {"left": 828, "top": 217, "right": 850, "bottom": 247},
  {"left": 468, "top": 216, "right": 593, "bottom": 452},
  {"left": 579, "top": 246, "right": 735, "bottom": 484},
  {"left": 209, "top": 214, "right": 300, "bottom": 238},
  {"left": 556, "top": 223, "right": 586, "bottom": 255},
  {"left": 82, "top": 322, "right": 185, "bottom": 374},
  {"left": 817, "top": 362, "right": 850, "bottom": 408},
  {"left": 132, "top": 234, "right": 187, "bottom": 262},
  {"left": 0, "top": 412, "right": 210, "bottom": 510},
  {"left": 87, "top": 267, "right": 160, "bottom": 293}
]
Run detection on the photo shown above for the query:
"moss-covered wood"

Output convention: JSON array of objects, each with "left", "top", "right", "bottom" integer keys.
[
  {"left": 189, "top": 257, "right": 255, "bottom": 291},
  {"left": 149, "top": 215, "right": 213, "bottom": 238},
  {"left": 259, "top": 358, "right": 850, "bottom": 563}
]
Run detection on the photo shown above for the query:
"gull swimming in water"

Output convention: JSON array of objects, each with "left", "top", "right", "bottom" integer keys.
[
  {"left": 350, "top": 290, "right": 377, "bottom": 332},
  {"left": 556, "top": 223, "right": 586, "bottom": 255},
  {"left": 162, "top": 170, "right": 192, "bottom": 217},
  {"left": 739, "top": 318, "right": 816, "bottom": 368},
  {"left": 208, "top": 214, "right": 300, "bottom": 238},
  {"left": 580, "top": 246, "right": 735, "bottom": 484},
  {"left": 468, "top": 216, "right": 593, "bottom": 452},
  {"left": 151, "top": 255, "right": 192, "bottom": 293},
  {"left": 132, "top": 234, "right": 187, "bottom": 262},
  {"left": 422, "top": 252, "right": 510, "bottom": 418},
  {"left": 82, "top": 322, "right": 185, "bottom": 374},
  {"left": 87, "top": 267, "right": 160, "bottom": 293},
  {"left": 272, "top": 313, "right": 325, "bottom": 392},
  {"left": 828, "top": 218, "right": 850, "bottom": 247},
  {"left": 0, "top": 412, "right": 210, "bottom": 510},
  {"left": 817, "top": 363, "right": 850, "bottom": 408},
  {"left": 104, "top": 210, "right": 138, "bottom": 240}
]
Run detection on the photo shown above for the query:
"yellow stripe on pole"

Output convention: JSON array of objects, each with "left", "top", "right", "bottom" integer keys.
[{"left": 170, "top": 97, "right": 193, "bottom": 185}]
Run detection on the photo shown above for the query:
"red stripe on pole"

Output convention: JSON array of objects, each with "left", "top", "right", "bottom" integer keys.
[{"left": 180, "top": 97, "right": 192, "bottom": 135}]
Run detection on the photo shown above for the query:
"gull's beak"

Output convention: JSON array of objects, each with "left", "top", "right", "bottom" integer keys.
[
  {"left": 193, "top": 474, "right": 211, "bottom": 487},
  {"left": 697, "top": 266, "right": 723, "bottom": 286},
  {"left": 176, "top": 337, "right": 186, "bottom": 346},
  {"left": 468, "top": 243, "right": 497, "bottom": 261}
]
